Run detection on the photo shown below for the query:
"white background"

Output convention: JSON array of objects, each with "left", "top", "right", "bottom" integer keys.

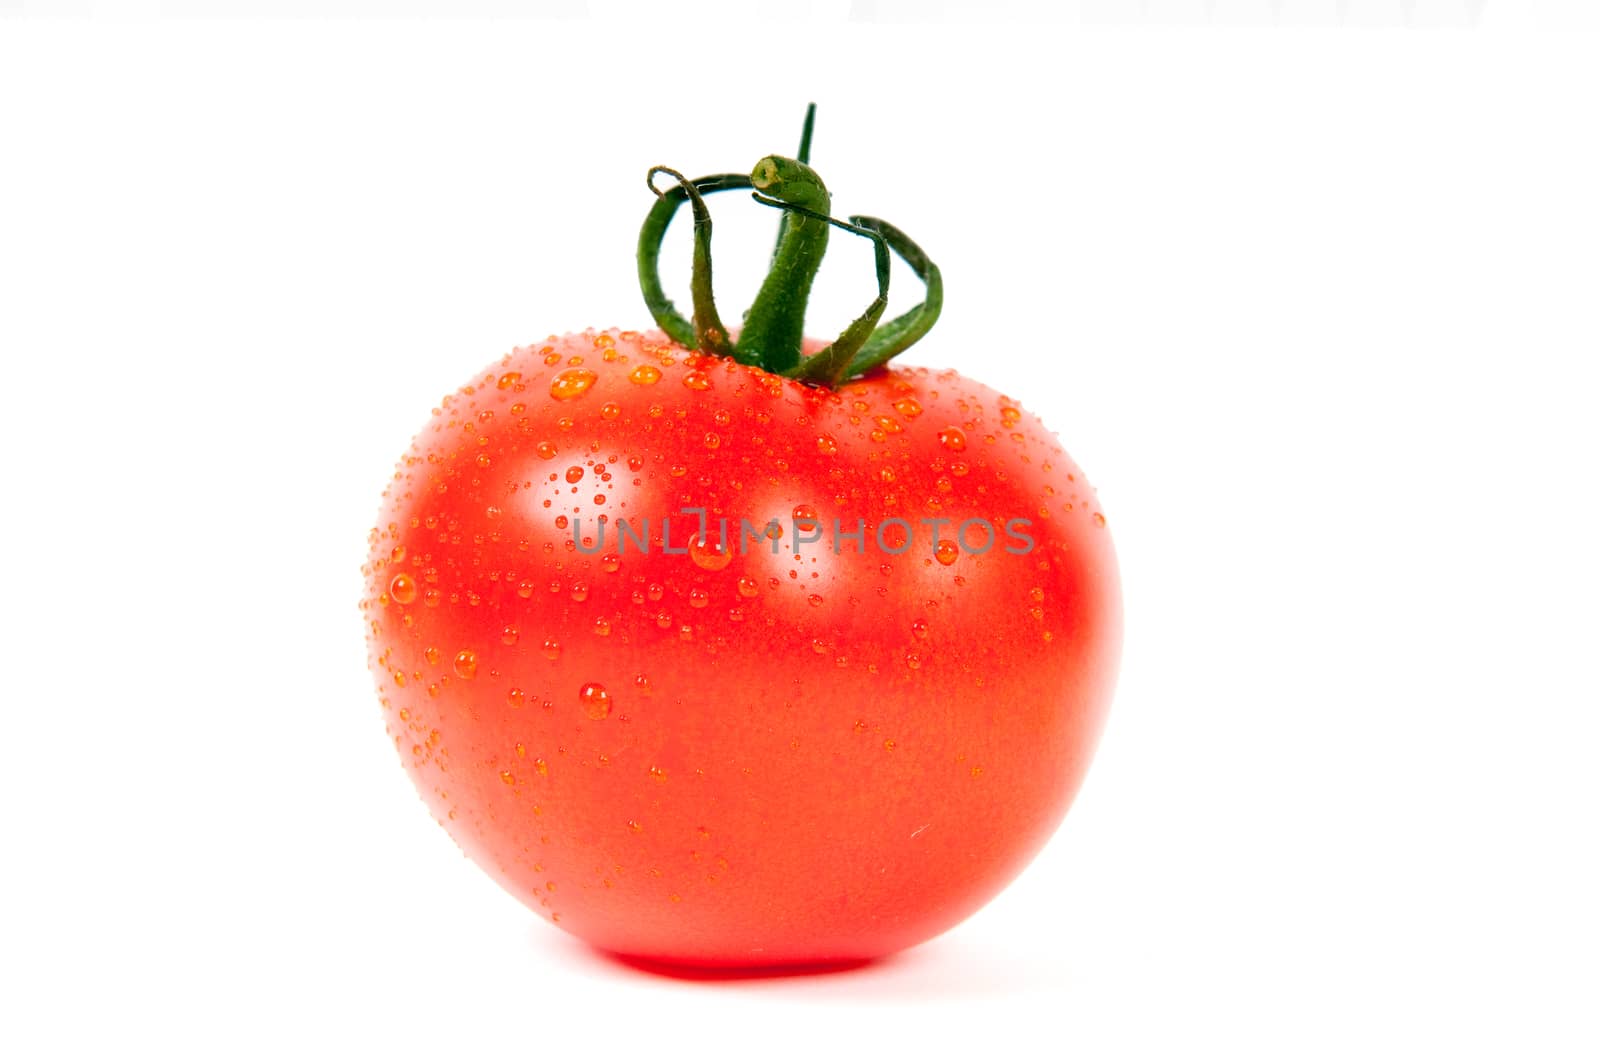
[{"left": 2, "top": 3, "right": 1597, "bottom": 1060}]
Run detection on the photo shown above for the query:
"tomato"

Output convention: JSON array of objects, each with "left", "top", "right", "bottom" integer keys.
[{"left": 361, "top": 111, "right": 1120, "bottom": 969}]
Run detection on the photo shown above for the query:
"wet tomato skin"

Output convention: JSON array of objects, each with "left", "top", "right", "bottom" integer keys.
[{"left": 362, "top": 328, "right": 1120, "bottom": 968}]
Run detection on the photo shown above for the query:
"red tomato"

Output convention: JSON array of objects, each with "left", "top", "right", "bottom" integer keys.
[{"left": 362, "top": 328, "right": 1120, "bottom": 968}]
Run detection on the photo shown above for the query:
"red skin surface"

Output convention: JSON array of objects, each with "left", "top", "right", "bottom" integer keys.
[{"left": 362, "top": 329, "right": 1121, "bottom": 968}]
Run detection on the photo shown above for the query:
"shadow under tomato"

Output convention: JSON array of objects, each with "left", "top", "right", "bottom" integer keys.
[
  {"left": 594, "top": 950, "right": 887, "bottom": 983},
  {"left": 529, "top": 919, "right": 1051, "bottom": 1000}
]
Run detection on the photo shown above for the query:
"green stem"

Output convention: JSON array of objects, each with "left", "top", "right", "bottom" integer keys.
[
  {"left": 769, "top": 102, "right": 817, "bottom": 269},
  {"left": 736, "top": 156, "right": 831, "bottom": 373},
  {"left": 840, "top": 216, "right": 943, "bottom": 378},
  {"left": 760, "top": 198, "right": 890, "bottom": 388},
  {"left": 635, "top": 106, "right": 942, "bottom": 386},
  {"left": 637, "top": 170, "right": 751, "bottom": 353}
]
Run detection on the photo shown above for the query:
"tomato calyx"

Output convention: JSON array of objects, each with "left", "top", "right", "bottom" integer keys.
[{"left": 636, "top": 104, "right": 944, "bottom": 389}]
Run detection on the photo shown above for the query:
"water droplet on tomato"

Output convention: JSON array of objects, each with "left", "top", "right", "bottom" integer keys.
[
  {"left": 600, "top": 402, "right": 621, "bottom": 420},
  {"left": 792, "top": 504, "right": 819, "bottom": 531},
  {"left": 500, "top": 625, "right": 519, "bottom": 645},
  {"left": 808, "top": 594, "right": 823, "bottom": 607},
  {"left": 497, "top": 372, "right": 522, "bottom": 390},
  {"left": 453, "top": 650, "right": 478, "bottom": 680},
  {"left": 550, "top": 368, "right": 597, "bottom": 400},
  {"left": 816, "top": 433, "right": 838, "bottom": 455},
  {"left": 389, "top": 573, "right": 418, "bottom": 604},
  {"left": 570, "top": 582, "right": 590, "bottom": 603},
  {"left": 893, "top": 398, "right": 923, "bottom": 418},
  {"left": 688, "top": 537, "right": 732, "bottom": 572},
  {"left": 593, "top": 617, "right": 612, "bottom": 636},
  {"left": 1093, "top": 511, "right": 1107, "bottom": 527},
  {"left": 736, "top": 576, "right": 760, "bottom": 598},
  {"left": 912, "top": 619, "right": 929, "bottom": 639},
  {"left": 1000, "top": 405, "right": 1021, "bottom": 427},
  {"left": 682, "top": 370, "right": 712, "bottom": 391},
  {"left": 424, "top": 646, "right": 441, "bottom": 666},
  {"left": 628, "top": 364, "right": 661, "bottom": 385},
  {"left": 390, "top": 545, "right": 406, "bottom": 563},
  {"left": 580, "top": 683, "right": 611, "bottom": 720},
  {"left": 688, "top": 588, "right": 709, "bottom": 609},
  {"left": 934, "top": 540, "right": 960, "bottom": 566},
  {"left": 536, "top": 440, "right": 558, "bottom": 460},
  {"left": 600, "top": 553, "right": 621, "bottom": 573},
  {"left": 939, "top": 428, "right": 967, "bottom": 451},
  {"left": 565, "top": 466, "right": 584, "bottom": 484},
  {"left": 542, "top": 638, "right": 560, "bottom": 660}
]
